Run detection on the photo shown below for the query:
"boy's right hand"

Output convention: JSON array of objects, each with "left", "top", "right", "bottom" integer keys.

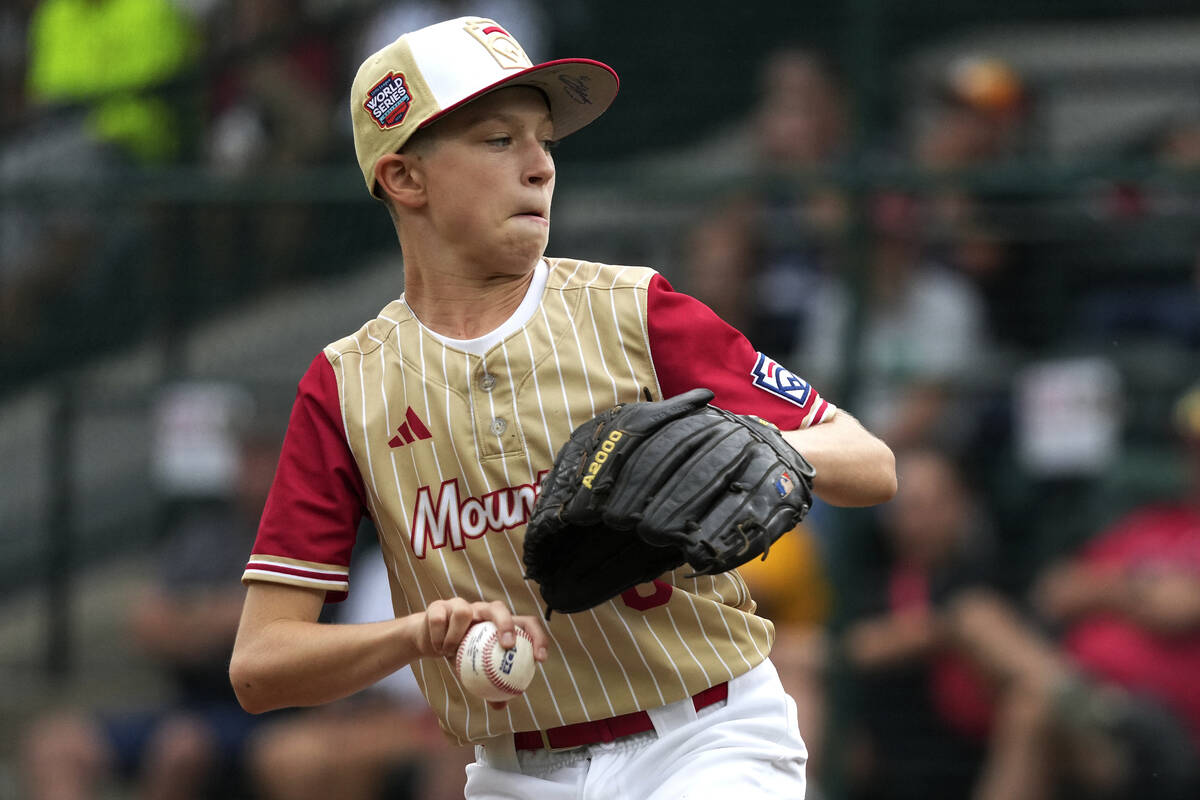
[{"left": 416, "top": 598, "right": 550, "bottom": 664}]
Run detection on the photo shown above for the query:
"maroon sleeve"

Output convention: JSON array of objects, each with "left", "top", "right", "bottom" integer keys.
[
  {"left": 647, "top": 273, "right": 832, "bottom": 429},
  {"left": 245, "top": 354, "right": 368, "bottom": 602}
]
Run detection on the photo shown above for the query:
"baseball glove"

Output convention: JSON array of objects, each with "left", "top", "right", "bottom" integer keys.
[{"left": 523, "top": 387, "right": 816, "bottom": 616}]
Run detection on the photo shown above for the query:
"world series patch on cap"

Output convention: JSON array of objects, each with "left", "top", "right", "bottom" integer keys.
[{"left": 350, "top": 16, "right": 620, "bottom": 194}]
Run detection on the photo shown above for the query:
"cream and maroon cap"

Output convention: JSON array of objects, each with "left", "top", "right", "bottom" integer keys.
[{"left": 350, "top": 16, "right": 619, "bottom": 194}]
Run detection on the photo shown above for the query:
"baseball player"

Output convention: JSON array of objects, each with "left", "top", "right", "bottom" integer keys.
[{"left": 230, "top": 16, "right": 896, "bottom": 800}]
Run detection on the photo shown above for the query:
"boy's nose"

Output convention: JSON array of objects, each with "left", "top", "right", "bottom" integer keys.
[{"left": 525, "top": 144, "right": 555, "bottom": 186}]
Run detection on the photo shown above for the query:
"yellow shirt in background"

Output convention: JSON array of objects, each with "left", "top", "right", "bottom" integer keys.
[
  {"left": 736, "top": 524, "right": 832, "bottom": 627},
  {"left": 27, "top": 0, "right": 198, "bottom": 162}
]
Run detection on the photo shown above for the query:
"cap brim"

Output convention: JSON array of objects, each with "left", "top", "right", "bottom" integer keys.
[{"left": 419, "top": 58, "right": 619, "bottom": 140}]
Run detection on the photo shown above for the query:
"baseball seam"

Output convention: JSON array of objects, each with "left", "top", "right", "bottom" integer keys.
[{"left": 481, "top": 627, "right": 532, "bottom": 695}]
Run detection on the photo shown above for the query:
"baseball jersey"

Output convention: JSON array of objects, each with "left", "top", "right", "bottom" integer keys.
[{"left": 243, "top": 257, "right": 834, "bottom": 745}]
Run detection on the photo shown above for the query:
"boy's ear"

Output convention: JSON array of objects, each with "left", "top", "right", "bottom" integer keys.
[{"left": 374, "top": 153, "right": 426, "bottom": 209}]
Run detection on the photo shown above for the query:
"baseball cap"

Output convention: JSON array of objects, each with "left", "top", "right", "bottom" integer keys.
[{"left": 351, "top": 16, "right": 619, "bottom": 194}]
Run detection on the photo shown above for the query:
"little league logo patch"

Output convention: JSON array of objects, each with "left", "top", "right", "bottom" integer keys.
[
  {"left": 364, "top": 72, "right": 412, "bottom": 129},
  {"left": 750, "top": 352, "right": 813, "bottom": 409}
]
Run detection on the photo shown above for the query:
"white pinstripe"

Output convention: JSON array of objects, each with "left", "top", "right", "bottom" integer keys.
[
  {"left": 495, "top": 338, "right": 575, "bottom": 726},
  {"left": 518, "top": 325, "right": 614, "bottom": 718},
  {"left": 469, "top": 344, "right": 562, "bottom": 732}
]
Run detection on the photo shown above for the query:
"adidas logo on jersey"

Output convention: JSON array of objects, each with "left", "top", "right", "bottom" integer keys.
[{"left": 389, "top": 407, "right": 432, "bottom": 447}]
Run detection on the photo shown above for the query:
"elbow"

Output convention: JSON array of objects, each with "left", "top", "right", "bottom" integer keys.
[
  {"left": 822, "top": 440, "right": 896, "bottom": 507},
  {"left": 228, "top": 652, "right": 276, "bottom": 715},
  {"left": 873, "top": 442, "right": 898, "bottom": 504}
]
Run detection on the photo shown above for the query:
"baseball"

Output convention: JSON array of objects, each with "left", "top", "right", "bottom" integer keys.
[{"left": 455, "top": 621, "right": 536, "bottom": 702}]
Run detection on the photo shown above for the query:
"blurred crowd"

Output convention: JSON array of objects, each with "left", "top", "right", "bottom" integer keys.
[
  {"left": 19, "top": 381, "right": 476, "bottom": 800},
  {"left": 680, "top": 39, "right": 1200, "bottom": 800},
  {"left": 0, "top": 0, "right": 553, "bottom": 379},
  {"left": 4, "top": 1, "right": 1200, "bottom": 799}
]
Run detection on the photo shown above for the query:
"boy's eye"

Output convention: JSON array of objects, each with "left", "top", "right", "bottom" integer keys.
[
  {"left": 542, "top": 139, "right": 558, "bottom": 152},
  {"left": 488, "top": 136, "right": 512, "bottom": 146}
]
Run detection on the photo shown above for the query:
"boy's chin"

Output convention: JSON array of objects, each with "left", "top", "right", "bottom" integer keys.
[{"left": 492, "top": 237, "right": 548, "bottom": 271}]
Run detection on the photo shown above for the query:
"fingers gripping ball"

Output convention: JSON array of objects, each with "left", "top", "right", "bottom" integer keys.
[
  {"left": 454, "top": 622, "right": 536, "bottom": 702},
  {"left": 523, "top": 387, "right": 817, "bottom": 616}
]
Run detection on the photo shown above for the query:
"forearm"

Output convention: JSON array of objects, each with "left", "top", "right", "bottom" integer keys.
[
  {"left": 230, "top": 583, "right": 552, "bottom": 714},
  {"left": 944, "top": 589, "right": 1068, "bottom": 687},
  {"left": 235, "top": 619, "right": 420, "bottom": 712},
  {"left": 784, "top": 410, "right": 896, "bottom": 507},
  {"left": 842, "top": 614, "right": 937, "bottom": 669},
  {"left": 230, "top": 584, "right": 423, "bottom": 713},
  {"left": 1122, "top": 573, "right": 1200, "bottom": 634}
]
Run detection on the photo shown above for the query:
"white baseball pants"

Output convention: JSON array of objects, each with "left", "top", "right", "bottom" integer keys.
[{"left": 466, "top": 659, "right": 808, "bottom": 799}]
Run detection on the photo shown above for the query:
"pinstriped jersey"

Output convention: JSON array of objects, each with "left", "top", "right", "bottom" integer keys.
[{"left": 243, "top": 257, "right": 834, "bottom": 745}]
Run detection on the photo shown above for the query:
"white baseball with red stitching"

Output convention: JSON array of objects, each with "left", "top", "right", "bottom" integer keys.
[{"left": 454, "top": 621, "right": 536, "bottom": 702}]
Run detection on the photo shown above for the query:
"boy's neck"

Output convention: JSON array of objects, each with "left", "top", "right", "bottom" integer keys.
[{"left": 403, "top": 262, "right": 539, "bottom": 340}]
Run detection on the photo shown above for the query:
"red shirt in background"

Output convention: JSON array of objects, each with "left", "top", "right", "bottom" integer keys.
[{"left": 1062, "top": 505, "right": 1200, "bottom": 749}]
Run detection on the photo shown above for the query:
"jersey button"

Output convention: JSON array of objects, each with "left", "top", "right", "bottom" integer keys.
[
  {"left": 479, "top": 373, "right": 497, "bottom": 391},
  {"left": 490, "top": 417, "right": 507, "bottom": 435}
]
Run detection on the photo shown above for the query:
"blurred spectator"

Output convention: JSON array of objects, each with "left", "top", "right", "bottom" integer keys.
[
  {"left": 3, "top": 0, "right": 193, "bottom": 357},
  {"left": 677, "top": 50, "right": 992, "bottom": 454},
  {"left": 666, "top": 46, "right": 850, "bottom": 178},
  {"left": 918, "top": 55, "right": 1028, "bottom": 171},
  {"left": 245, "top": 541, "right": 474, "bottom": 800},
  {"left": 205, "top": 0, "right": 338, "bottom": 175},
  {"left": 750, "top": 47, "right": 851, "bottom": 172},
  {"left": 677, "top": 46, "right": 850, "bottom": 356},
  {"left": 1077, "top": 114, "right": 1200, "bottom": 349},
  {"left": 196, "top": 0, "right": 340, "bottom": 296},
  {"left": 26, "top": 0, "right": 199, "bottom": 164},
  {"left": 20, "top": 386, "right": 280, "bottom": 800},
  {"left": 912, "top": 55, "right": 1048, "bottom": 351},
  {"left": 0, "top": 120, "right": 114, "bottom": 352},
  {"left": 1027, "top": 382, "right": 1200, "bottom": 767},
  {"left": 944, "top": 586, "right": 1198, "bottom": 800},
  {"left": 0, "top": 1, "right": 38, "bottom": 328},
  {"left": 794, "top": 190, "right": 989, "bottom": 451},
  {"left": 679, "top": 198, "right": 760, "bottom": 333},
  {"left": 1157, "top": 114, "right": 1200, "bottom": 168},
  {"left": 843, "top": 419, "right": 1200, "bottom": 800},
  {"left": 736, "top": 525, "right": 834, "bottom": 795},
  {"left": 840, "top": 447, "right": 996, "bottom": 800},
  {"left": 0, "top": 1, "right": 34, "bottom": 130}
]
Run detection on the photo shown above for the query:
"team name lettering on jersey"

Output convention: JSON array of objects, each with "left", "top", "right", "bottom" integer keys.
[{"left": 410, "top": 471, "right": 549, "bottom": 557}]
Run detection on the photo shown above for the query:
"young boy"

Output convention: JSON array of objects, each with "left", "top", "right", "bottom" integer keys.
[{"left": 230, "top": 17, "right": 896, "bottom": 799}]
